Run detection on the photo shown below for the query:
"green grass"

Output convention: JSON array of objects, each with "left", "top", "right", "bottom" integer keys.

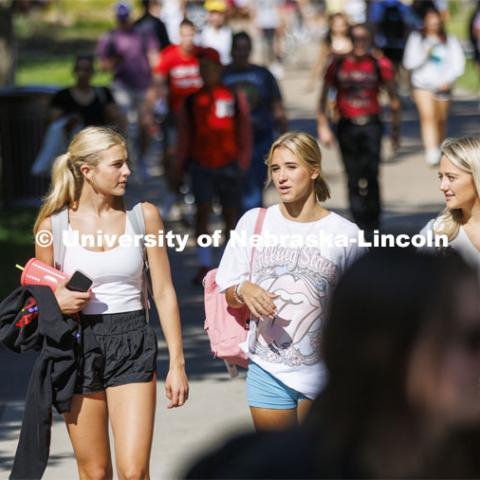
[
  {"left": 0, "top": 209, "right": 37, "bottom": 298},
  {"left": 17, "top": 55, "right": 112, "bottom": 87},
  {"left": 447, "top": 1, "right": 476, "bottom": 39},
  {"left": 14, "top": 1, "right": 119, "bottom": 41},
  {"left": 457, "top": 59, "right": 480, "bottom": 93}
]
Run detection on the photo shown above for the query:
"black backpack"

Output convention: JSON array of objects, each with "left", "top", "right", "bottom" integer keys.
[{"left": 378, "top": 2, "right": 408, "bottom": 46}]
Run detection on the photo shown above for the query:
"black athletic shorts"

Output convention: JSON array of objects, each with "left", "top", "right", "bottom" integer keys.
[{"left": 75, "top": 309, "right": 158, "bottom": 394}]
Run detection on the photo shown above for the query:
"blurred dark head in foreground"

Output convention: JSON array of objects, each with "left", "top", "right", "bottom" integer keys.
[{"left": 312, "top": 248, "right": 480, "bottom": 477}]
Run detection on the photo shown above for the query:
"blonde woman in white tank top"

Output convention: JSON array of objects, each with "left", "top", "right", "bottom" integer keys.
[{"left": 33, "top": 126, "right": 188, "bottom": 479}]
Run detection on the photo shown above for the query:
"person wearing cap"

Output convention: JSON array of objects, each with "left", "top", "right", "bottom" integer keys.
[
  {"left": 200, "top": 0, "right": 233, "bottom": 65},
  {"left": 96, "top": 1, "right": 158, "bottom": 179},
  {"left": 174, "top": 48, "right": 252, "bottom": 285}
]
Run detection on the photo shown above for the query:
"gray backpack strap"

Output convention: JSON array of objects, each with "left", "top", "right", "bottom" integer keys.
[
  {"left": 51, "top": 208, "right": 68, "bottom": 271},
  {"left": 126, "top": 202, "right": 146, "bottom": 257},
  {"left": 126, "top": 202, "right": 151, "bottom": 317}
]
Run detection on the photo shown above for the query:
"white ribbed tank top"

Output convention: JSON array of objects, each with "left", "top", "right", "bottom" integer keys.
[{"left": 63, "top": 217, "right": 144, "bottom": 315}]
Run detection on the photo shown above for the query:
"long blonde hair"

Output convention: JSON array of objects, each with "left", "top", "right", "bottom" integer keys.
[
  {"left": 434, "top": 135, "right": 480, "bottom": 241},
  {"left": 33, "top": 126, "right": 126, "bottom": 233},
  {"left": 265, "top": 131, "right": 331, "bottom": 202}
]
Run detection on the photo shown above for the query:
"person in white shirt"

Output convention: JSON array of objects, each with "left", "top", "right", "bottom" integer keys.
[
  {"left": 200, "top": 0, "right": 232, "bottom": 65},
  {"left": 33, "top": 126, "right": 188, "bottom": 479},
  {"left": 420, "top": 135, "right": 480, "bottom": 274},
  {"left": 403, "top": 7, "right": 465, "bottom": 166},
  {"left": 216, "top": 132, "right": 366, "bottom": 430}
]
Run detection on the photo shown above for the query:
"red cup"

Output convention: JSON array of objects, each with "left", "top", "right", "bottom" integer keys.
[{"left": 20, "top": 258, "right": 69, "bottom": 291}]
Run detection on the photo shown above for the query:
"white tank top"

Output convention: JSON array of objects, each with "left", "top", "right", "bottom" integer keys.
[{"left": 63, "top": 217, "right": 144, "bottom": 315}]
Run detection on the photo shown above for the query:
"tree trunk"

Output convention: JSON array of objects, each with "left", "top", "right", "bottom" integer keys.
[{"left": 0, "top": 2, "right": 15, "bottom": 87}]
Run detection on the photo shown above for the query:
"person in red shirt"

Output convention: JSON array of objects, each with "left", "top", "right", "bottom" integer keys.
[
  {"left": 145, "top": 18, "right": 205, "bottom": 219},
  {"left": 317, "top": 23, "right": 401, "bottom": 235},
  {"left": 153, "top": 18, "right": 204, "bottom": 115},
  {"left": 175, "top": 48, "right": 252, "bottom": 284}
]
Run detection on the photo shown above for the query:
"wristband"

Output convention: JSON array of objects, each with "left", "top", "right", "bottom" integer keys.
[{"left": 233, "top": 282, "right": 245, "bottom": 305}]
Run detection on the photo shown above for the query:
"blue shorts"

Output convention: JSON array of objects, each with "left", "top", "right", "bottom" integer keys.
[{"left": 247, "top": 361, "right": 308, "bottom": 410}]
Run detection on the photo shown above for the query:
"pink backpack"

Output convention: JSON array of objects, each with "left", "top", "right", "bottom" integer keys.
[{"left": 203, "top": 208, "right": 266, "bottom": 368}]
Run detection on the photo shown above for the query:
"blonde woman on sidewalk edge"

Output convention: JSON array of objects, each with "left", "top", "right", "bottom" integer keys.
[
  {"left": 33, "top": 126, "right": 188, "bottom": 479},
  {"left": 216, "top": 132, "right": 365, "bottom": 431},
  {"left": 420, "top": 135, "right": 480, "bottom": 273}
]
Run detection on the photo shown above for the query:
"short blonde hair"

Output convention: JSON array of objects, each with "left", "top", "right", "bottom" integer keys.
[{"left": 265, "top": 132, "right": 331, "bottom": 202}]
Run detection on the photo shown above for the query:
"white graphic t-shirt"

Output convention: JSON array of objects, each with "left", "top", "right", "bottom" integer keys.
[{"left": 216, "top": 205, "right": 365, "bottom": 399}]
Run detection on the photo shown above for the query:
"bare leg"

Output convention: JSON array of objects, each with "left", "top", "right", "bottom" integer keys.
[
  {"left": 250, "top": 407, "right": 298, "bottom": 431},
  {"left": 435, "top": 97, "right": 450, "bottom": 146},
  {"left": 413, "top": 89, "right": 438, "bottom": 152},
  {"left": 64, "top": 392, "right": 113, "bottom": 480},
  {"left": 107, "top": 377, "right": 157, "bottom": 480}
]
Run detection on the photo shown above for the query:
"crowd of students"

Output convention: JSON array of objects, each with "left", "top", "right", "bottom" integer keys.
[{"left": 15, "top": 2, "right": 480, "bottom": 477}]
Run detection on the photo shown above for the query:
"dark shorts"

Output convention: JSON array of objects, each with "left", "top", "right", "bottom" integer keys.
[
  {"left": 75, "top": 309, "right": 158, "bottom": 395},
  {"left": 190, "top": 161, "right": 241, "bottom": 209}
]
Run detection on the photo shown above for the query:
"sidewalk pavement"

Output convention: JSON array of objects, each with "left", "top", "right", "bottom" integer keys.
[{"left": 1, "top": 46, "right": 479, "bottom": 479}]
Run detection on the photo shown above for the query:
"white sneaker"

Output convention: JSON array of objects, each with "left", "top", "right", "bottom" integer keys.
[
  {"left": 425, "top": 148, "right": 441, "bottom": 166},
  {"left": 269, "top": 62, "right": 284, "bottom": 79}
]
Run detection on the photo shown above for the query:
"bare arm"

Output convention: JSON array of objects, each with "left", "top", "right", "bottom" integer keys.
[
  {"left": 384, "top": 78, "right": 401, "bottom": 151},
  {"left": 35, "top": 217, "right": 91, "bottom": 314},
  {"left": 307, "top": 42, "right": 330, "bottom": 91},
  {"left": 316, "top": 71, "right": 335, "bottom": 147},
  {"left": 142, "top": 202, "right": 188, "bottom": 407},
  {"left": 272, "top": 99, "right": 288, "bottom": 135},
  {"left": 236, "top": 91, "right": 253, "bottom": 172},
  {"left": 225, "top": 281, "right": 277, "bottom": 320}
]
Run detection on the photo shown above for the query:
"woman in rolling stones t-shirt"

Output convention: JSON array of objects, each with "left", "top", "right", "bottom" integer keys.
[{"left": 216, "top": 132, "right": 366, "bottom": 430}]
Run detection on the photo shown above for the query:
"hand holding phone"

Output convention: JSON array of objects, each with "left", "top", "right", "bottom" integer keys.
[{"left": 66, "top": 271, "right": 93, "bottom": 292}]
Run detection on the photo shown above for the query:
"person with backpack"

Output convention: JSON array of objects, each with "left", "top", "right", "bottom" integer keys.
[
  {"left": 215, "top": 132, "right": 365, "bottom": 431},
  {"left": 368, "top": 0, "right": 417, "bottom": 69},
  {"left": 96, "top": 1, "right": 158, "bottom": 180},
  {"left": 174, "top": 47, "right": 252, "bottom": 285},
  {"left": 403, "top": 7, "right": 465, "bottom": 166},
  {"left": 223, "top": 31, "right": 288, "bottom": 214},
  {"left": 317, "top": 23, "right": 401, "bottom": 235},
  {"left": 33, "top": 126, "right": 188, "bottom": 479}
]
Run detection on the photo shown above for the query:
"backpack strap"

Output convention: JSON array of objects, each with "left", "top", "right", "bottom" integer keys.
[
  {"left": 51, "top": 207, "right": 69, "bottom": 271},
  {"left": 333, "top": 54, "right": 383, "bottom": 85},
  {"left": 126, "top": 202, "right": 146, "bottom": 255},
  {"left": 248, "top": 208, "right": 266, "bottom": 281},
  {"left": 126, "top": 202, "right": 152, "bottom": 319}
]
